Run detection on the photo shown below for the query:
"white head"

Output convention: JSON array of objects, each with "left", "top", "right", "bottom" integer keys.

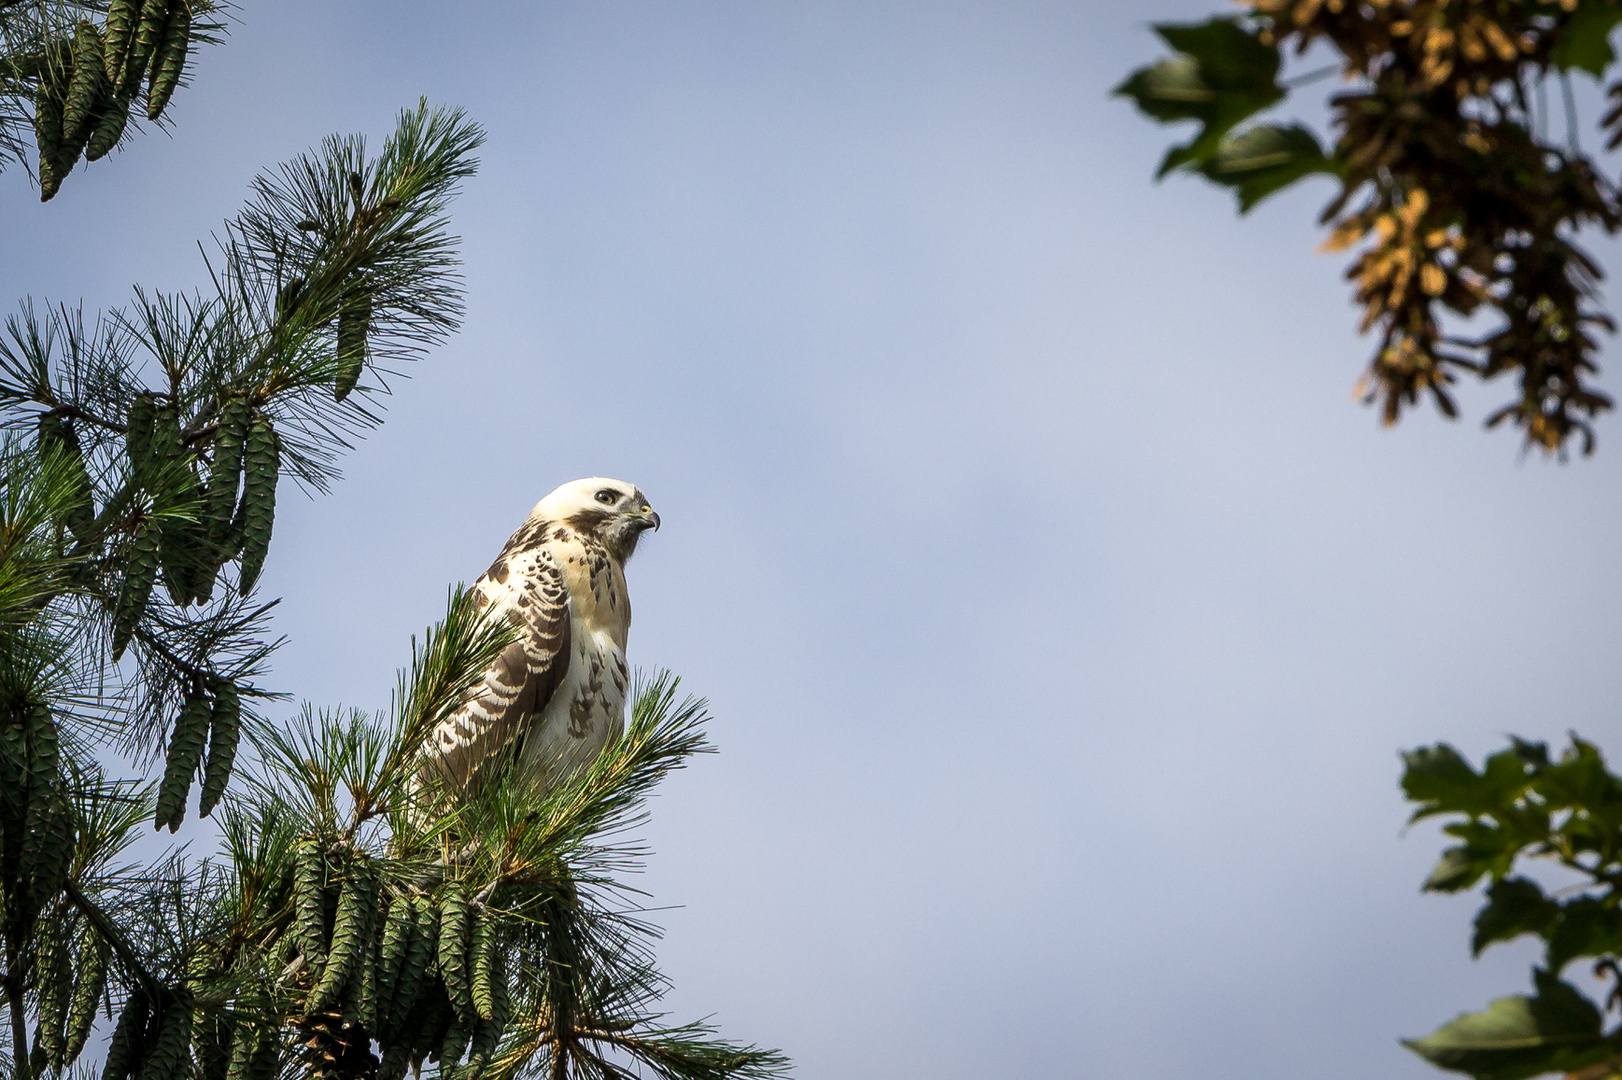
[{"left": 530, "top": 477, "right": 659, "bottom": 562}]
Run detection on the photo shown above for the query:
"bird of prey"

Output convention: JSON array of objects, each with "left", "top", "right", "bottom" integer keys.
[{"left": 417, "top": 477, "right": 660, "bottom": 801}]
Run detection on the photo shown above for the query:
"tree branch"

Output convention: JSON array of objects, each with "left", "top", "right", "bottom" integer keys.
[
  {"left": 42, "top": 403, "right": 128, "bottom": 435},
  {"left": 63, "top": 880, "right": 165, "bottom": 1000}
]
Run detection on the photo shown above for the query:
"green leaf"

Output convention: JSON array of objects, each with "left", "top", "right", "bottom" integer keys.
[
  {"left": 1483, "top": 747, "right": 1541, "bottom": 803},
  {"left": 1405, "top": 744, "right": 1482, "bottom": 813},
  {"left": 1116, "top": 55, "right": 1216, "bottom": 124},
  {"left": 1474, "top": 878, "right": 1559, "bottom": 957},
  {"left": 1113, "top": 17, "right": 1284, "bottom": 178},
  {"left": 1404, "top": 743, "right": 1535, "bottom": 824},
  {"left": 1546, "top": 898, "right": 1622, "bottom": 974},
  {"left": 1427, "top": 844, "right": 1494, "bottom": 894},
  {"left": 1428, "top": 819, "right": 1536, "bottom": 892},
  {"left": 1196, "top": 123, "right": 1340, "bottom": 212},
  {"left": 1537, "top": 738, "right": 1622, "bottom": 827},
  {"left": 1550, "top": 6, "right": 1622, "bottom": 77},
  {"left": 1155, "top": 18, "right": 1280, "bottom": 91},
  {"left": 1403, "top": 974, "right": 1609, "bottom": 1080}
]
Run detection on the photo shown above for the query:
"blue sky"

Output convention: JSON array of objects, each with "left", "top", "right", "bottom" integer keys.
[{"left": 7, "top": 2, "right": 1622, "bottom": 1078}]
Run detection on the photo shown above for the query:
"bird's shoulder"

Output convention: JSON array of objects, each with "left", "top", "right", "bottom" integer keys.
[
  {"left": 494, "top": 517, "right": 612, "bottom": 589},
  {"left": 468, "top": 525, "right": 572, "bottom": 626},
  {"left": 474, "top": 515, "right": 626, "bottom": 639}
]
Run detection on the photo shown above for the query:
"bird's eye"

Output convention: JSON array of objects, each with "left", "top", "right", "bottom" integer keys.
[{"left": 595, "top": 489, "right": 617, "bottom": 505}]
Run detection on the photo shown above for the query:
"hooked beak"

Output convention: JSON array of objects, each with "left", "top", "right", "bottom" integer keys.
[{"left": 640, "top": 510, "right": 661, "bottom": 532}]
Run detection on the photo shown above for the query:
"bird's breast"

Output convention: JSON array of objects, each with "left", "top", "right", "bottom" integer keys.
[
  {"left": 520, "top": 619, "right": 629, "bottom": 784},
  {"left": 553, "top": 539, "right": 631, "bottom": 649}
]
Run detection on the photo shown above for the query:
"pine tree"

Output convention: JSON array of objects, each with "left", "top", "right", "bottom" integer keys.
[{"left": 0, "top": 95, "right": 788, "bottom": 1080}]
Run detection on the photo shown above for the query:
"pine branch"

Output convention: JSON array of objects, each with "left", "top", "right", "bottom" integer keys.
[
  {"left": 40, "top": 402, "right": 126, "bottom": 434},
  {"left": 62, "top": 880, "right": 163, "bottom": 999}
]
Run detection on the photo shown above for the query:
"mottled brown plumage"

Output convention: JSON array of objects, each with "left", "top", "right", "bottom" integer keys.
[{"left": 417, "top": 477, "right": 659, "bottom": 800}]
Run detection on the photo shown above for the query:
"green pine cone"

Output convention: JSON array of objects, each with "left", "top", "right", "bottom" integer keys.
[
  {"left": 466, "top": 1016, "right": 500, "bottom": 1077},
  {"left": 376, "top": 1042, "right": 411, "bottom": 1080},
  {"left": 438, "top": 1011, "right": 470, "bottom": 1071},
  {"left": 206, "top": 395, "right": 248, "bottom": 550},
  {"left": 19, "top": 704, "right": 73, "bottom": 915},
  {"left": 189, "top": 948, "right": 232, "bottom": 1080},
  {"left": 469, "top": 906, "right": 496, "bottom": 1022},
  {"left": 101, "top": 990, "right": 150, "bottom": 1080},
  {"left": 38, "top": 412, "right": 97, "bottom": 540},
  {"left": 337, "top": 861, "right": 382, "bottom": 1028},
  {"left": 64, "top": 925, "right": 111, "bottom": 1064},
  {"left": 148, "top": 401, "right": 181, "bottom": 468},
  {"left": 85, "top": 91, "right": 131, "bottom": 161},
  {"left": 490, "top": 940, "right": 509, "bottom": 1027},
  {"left": 248, "top": 1025, "right": 280, "bottom": 1080},
  {"left": 150, "top": 404, "right": 201, "bottom": 606},
  {"left": 119, "top": 0, "right": 168, "bottom": 97},
  {"left": 437, "top": 883, "right": 474, "bottom": 1024},
  {"left": 468, "top": 945, "right": 508, "bottom": 1074},
  {"left": 145, "top": 0, "right": 190, "bottom": 120},
  {"left": 196, "top": 1016, "right": 232, "bottom": 1080},
  {"left": 352, "top": 911, "right": 380, "bottom": 1031},
  {"left": 293, "top": 838, "right": 329, "bottom": 968},
  {"left": 103, "top": 0, "right": 140, "bottom": 82},
  {"left": 125, "top": 393, "right": 157, "bottom": 474},
  {"left": 197, "top": 678, "right": 240, "bottom": 816},
  {"left": 112, "top": 515, "right": 161, "bottom": 660},
  {"left": 155, "top": 684, "right": 210, "bottom": 831},
  {"left": 389, "top": 894, "right": 437, "bottom": 1040},
  {"left": 23, "top": 700, "right": 59, "bottom": 793},
  {"left": 334, "top": 290, "right": 371, "bottom": 401},
  {"left": 374, "top": 894, "right": 414, "bottom": 1039},
  {"left": 34, "top": 40, "right": 73, "bottom": 200},
  {"left": 158, "top": 511, "right": 206, "bottom": 606},
  {"left": 308, "top": 857, "right": 376, "bottom": 1015},
  {"left": 412, "top": 985, "right": 452, "bottom": 1072},
  {"left": 62, "top": 21, "right": 109, "bottom": 155},
  {"left": 135, "top": 990, "right": 193, "bottom": 1080},
  {"left": 357, "top": 868, "right": 385, "bottom": 1031},
  {"left": 35, "top": 915, "right": 72, "bottom": 1066},
  {"left": 189, "top": 520, "right": 217, "bottom": 602},
  {"left": 0, "top": 718, "right": 26, "bottom": 887},
  {"left": 223, "top": 1017, "right": 257, "bottom": 1080},
  {"left": 20, "top": 779, "right": 72, "bottom": 921},
  {"left": 235, "top": 413, "right": 277, "bottom": 595}
]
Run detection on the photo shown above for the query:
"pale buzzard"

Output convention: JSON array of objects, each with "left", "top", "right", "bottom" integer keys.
[{"left": 417, "top": 477, "right": 659, "bottom": 800}]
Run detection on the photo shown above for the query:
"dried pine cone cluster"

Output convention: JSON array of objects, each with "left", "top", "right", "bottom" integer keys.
[
  {"left": 1262, "top": 0, "right": 1619, "bottom": 451},
  {"left": 1124, "top": 0, "right": 1622, "bottom": 454}
]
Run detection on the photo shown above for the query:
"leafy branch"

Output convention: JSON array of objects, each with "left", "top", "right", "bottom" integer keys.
[
  {"left": 1117, "top": 2, "right": 1622, "bottom": 455},
  {"left": 1401, "top": 736, "right": 1622, "bottom": 1080}
]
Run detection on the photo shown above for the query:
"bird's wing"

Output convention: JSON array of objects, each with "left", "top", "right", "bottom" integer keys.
[{"left": 420, "top": 547, "right": 573, "bottom": 794}]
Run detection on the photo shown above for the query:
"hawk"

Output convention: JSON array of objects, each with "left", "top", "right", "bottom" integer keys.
[{"left": 417, "top": 477, "right": 660, "bottom": 801}]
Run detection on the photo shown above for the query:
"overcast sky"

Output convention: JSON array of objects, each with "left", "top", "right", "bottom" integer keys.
[{"left": 6, "top": 2, "right": 1622, "bottom": 1078}]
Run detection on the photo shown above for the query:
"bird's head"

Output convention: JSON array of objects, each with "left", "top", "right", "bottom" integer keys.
[{"left": 533, "top": 477, "right": 660, "bottom": 562}]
